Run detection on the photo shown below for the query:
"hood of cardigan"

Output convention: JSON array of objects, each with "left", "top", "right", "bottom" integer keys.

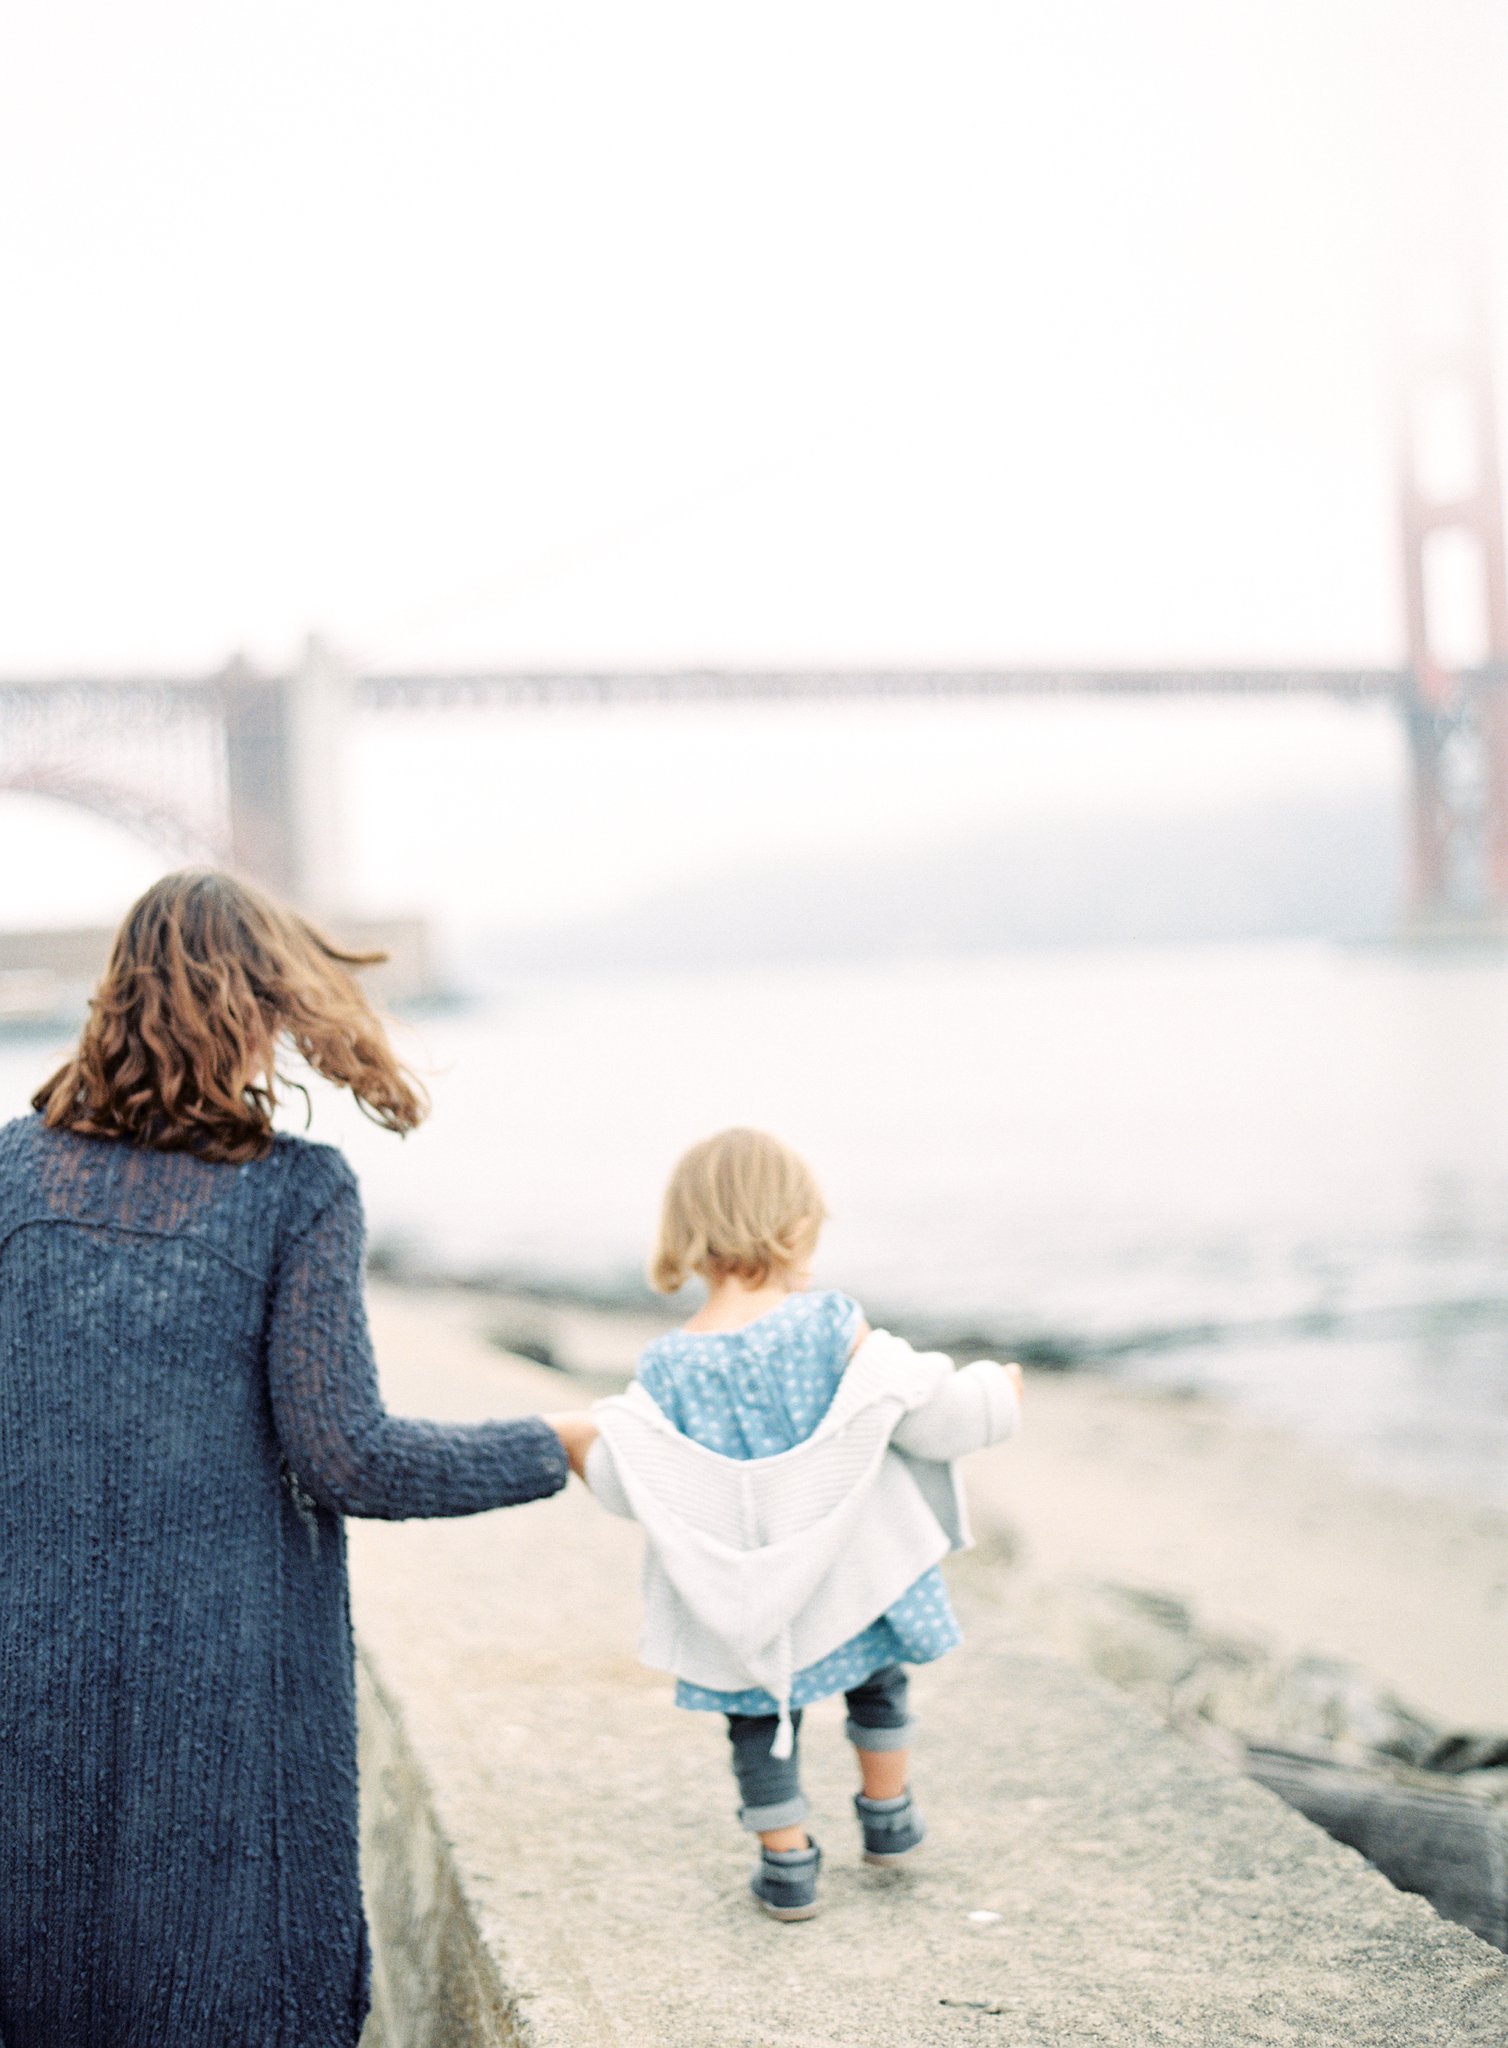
[{"left": 589, "top": 1329, "right": 958, "bottom": 1752}]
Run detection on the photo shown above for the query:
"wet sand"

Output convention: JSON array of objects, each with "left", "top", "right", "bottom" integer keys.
[{"left": 974, "top": 1370, "right": 1508, "bottom": 1733}]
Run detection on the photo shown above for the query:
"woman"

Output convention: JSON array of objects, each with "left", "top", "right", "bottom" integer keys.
[{"left": 0, "top": 871, "right": 595, "bottom": 2048}]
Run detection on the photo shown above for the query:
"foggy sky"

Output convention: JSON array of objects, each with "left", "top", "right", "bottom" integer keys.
[{"left": 2, "top": 0, "right": 1502, "bottom": 678}]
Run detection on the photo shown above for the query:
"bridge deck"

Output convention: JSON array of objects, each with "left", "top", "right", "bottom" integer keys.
[
  {"left": 0, "top": 665, "right": 1414, "bottom": 710},
  {"left": 358, "top": 666, "right": 1409, "bottom": 706}
]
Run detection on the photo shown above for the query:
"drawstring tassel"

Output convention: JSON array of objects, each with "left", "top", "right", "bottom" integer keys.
[
  {"left": 771, "top": 1703, "right": 795, "bottom": 1759},
  {"left": 769, "top": 1623, "right": 796, "bottom": 1757}
]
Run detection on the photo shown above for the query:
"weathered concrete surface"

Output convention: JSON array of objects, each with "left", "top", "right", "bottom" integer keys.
[
  {"left": 358, "top": 1648, "right": 528, "bottom": 2048},
  {"left": 351, "top": 1289, "right": 1508, "bottom": 2047}
]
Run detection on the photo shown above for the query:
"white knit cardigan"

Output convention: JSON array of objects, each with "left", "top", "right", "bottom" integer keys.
[{"left": 584, "top": 1328, "right": 1021, "bottom": 1754}]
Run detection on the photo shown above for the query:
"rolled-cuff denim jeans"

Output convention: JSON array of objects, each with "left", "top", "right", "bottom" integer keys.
[{"left": 726, "top": 1664, "right": 915, "bottom": 1832}]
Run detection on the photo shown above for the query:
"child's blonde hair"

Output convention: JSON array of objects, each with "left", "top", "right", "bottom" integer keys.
[{"left": 650, "top": 1128, "right": 828, "bottom": 1294}]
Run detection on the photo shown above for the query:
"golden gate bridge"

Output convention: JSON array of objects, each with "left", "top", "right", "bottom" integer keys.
[{"left": 1, "top": 296, "right": 1505, "bottom": 937}]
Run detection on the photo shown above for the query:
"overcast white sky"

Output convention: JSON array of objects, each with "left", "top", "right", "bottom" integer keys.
[
  {"left": 1, "top": 0, "right": 1502, "bottom": 677},
  {"left": 0, "top": 2, "right": 1503, "bottom": 936}
]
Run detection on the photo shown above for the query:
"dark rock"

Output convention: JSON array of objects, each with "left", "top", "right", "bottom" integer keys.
[{"left": 1247, "top": 1747, "right": 1508, "bottom": 1951}]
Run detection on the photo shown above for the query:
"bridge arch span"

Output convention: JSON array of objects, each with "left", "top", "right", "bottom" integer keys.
[{"left": 0, "top": 768, "right": 228, "bottom": 869}]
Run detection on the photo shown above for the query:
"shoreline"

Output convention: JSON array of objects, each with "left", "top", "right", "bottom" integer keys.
[
  {"left": 370, "top": 1251, "right": 1508, "bottom": 1508},
  {"left": 368, "top": 1239, "right": 1508, "bottom": 1374},
  {"left": 374, "top": 1274, "right": 1508, "bottom": 1736}
]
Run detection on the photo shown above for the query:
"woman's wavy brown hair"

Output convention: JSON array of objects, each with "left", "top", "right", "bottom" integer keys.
[{"left": 33, "top": 870, "right": 428, "bottom": 1163}]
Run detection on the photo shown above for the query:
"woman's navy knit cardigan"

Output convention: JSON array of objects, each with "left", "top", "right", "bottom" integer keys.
[{"left": 0, "top": 1114, "right": 568, "bottom": 2048}]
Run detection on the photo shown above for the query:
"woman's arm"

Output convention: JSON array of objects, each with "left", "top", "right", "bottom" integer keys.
[{"left": 267, "top": 1174, "right": 571, "bottom": 1519}]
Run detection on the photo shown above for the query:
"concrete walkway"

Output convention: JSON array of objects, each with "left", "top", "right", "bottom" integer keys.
[{"left": 351, "top": 1289, "right": 1508, "bottom": 2048}]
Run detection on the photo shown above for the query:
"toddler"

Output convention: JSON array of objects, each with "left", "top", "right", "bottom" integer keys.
[{"left": 584, "top": 1127, "right": 1022, "bottom": 1920}]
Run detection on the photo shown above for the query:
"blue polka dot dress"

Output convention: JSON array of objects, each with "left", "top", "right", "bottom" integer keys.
[{"left": 635, "top": 1290, "right": 963, "bottom": 1715}]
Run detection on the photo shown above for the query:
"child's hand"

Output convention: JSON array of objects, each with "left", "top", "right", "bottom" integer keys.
[
  {"left": 543, "top": 1410, "right": 600, "bottom": 1480},
  {"left": 1004, "top": 1362, "right": 1024, "bottom": 1404}
]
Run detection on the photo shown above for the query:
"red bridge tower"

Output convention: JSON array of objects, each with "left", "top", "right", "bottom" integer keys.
[{"left": 1399, "top": 289, "right": 1508, "bottom": 930}]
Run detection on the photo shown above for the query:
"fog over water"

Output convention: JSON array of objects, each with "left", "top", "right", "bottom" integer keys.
[{"left": 3, "top": 697, "right": 1506, "bottom": 1514}]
